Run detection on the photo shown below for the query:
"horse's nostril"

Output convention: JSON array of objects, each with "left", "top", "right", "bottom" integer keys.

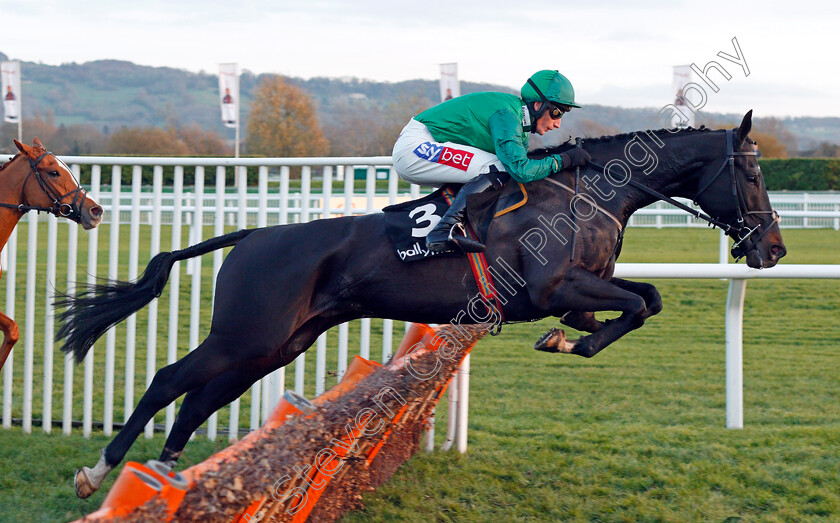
[
  {"left": 90, "top": 206, "right": 103, "bottom": 219},
  {"left": 771, "top": 244, "right": 786, "bottom": 259}
]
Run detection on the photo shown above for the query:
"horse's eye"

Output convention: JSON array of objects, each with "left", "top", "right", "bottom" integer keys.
[
  {"left": 48, "top": 170, "right": 60, "bottom": 177},
  {"left": 746, "top": 175, "right": 758, "bottom": 185}
]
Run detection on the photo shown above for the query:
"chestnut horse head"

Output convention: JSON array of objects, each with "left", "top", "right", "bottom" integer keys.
[
  {"left": 3, "top": 137, "right": 103, "bottom": 229},
  {"left": 0, "top": 137, "right": 103, "bottom": 374}
]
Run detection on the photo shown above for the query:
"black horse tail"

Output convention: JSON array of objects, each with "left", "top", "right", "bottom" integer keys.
[{"left": 55, "top": 228, "right": 258, "bottom": 363}]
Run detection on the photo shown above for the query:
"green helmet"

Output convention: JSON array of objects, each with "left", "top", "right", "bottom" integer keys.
[{"left": 521, "top": 70, "right": 581, "bottom": 109}]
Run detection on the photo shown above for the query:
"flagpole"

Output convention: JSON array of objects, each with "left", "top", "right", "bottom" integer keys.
[
  {"left": 233, "top": 119, "right": 240, "bottom": 186},
  {"left": 235, "top": 118, "right": 239, "bottom": 158},
  {"left": 17, "top": 91, "right": 22, "bottom": 142},
  {"left": 17, "top": 61, "right": 21, "bottom": 141}
]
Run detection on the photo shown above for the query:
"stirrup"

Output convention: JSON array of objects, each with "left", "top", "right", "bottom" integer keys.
[
  {"left": 451, "top": 233, "right": 486, "bottom": 253},
  {"left": 427, "top": 224, "right": 485, "bottom": 254}
]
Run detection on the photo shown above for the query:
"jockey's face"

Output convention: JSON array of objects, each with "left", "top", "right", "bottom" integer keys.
[{"left": 534, "top": 102, "right": 563, "bottom": 135}]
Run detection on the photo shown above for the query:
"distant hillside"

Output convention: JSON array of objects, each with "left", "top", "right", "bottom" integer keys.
[
  {"left": 0, "top": 51, "right": 508, "bottom": 135},
  {"left": 1, "top": 51, "right": 838, "bottom": 152}
]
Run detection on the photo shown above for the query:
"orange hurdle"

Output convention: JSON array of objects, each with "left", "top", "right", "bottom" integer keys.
[{"left": 77, "top": 323, "right": 480, "bottom": 522}]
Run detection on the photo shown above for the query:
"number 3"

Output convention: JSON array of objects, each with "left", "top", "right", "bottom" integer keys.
[{"left": 409, "top": 203, "right": 441, "bottom": 237}]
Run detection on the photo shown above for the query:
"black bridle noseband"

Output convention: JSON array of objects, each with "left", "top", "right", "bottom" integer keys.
[
  {"left": 582, "top": 128, "right": 779, "bottom": 261},
  {"left": 0, "top": 151, "right": 87, "bottom": 222}
]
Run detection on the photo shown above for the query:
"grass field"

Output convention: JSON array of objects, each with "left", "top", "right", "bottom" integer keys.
[{"left": 0, "top": 226, "right": 838, "bottom": 522}]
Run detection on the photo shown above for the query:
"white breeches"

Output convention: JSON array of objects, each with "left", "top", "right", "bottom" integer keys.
[{"left": 392, "top": 119, "right": 505, "bottom": 186}]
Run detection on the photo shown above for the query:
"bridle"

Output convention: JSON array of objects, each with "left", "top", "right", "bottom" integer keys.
[
  {"left": 0, "top": 150, "right": 87, "bottom": 222},
  {"left": 580, "top": 129, "right": 780, "bottom": 261},
  {"left": 691, "top": 129, "right": 779, "bottom": 259}
]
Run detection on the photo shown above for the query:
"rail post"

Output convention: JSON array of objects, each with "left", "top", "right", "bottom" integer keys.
[{"left": 725, "top": 278, "right": 747, "bottom": 429}]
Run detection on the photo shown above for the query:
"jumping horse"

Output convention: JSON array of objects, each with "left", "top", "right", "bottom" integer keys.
[
  {"left": 0, "top": 138, "right": 103, "bottom": 372},
  {"left": 61, "top": 112, "right": 786, "bottom": 498}
]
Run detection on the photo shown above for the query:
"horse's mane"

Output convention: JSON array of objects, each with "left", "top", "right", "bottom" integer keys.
[
  {"left": 0, "top": 154, "right": 20, "bottom": 172},
  {"left": 535, "top": 125, "right": 714, "bottom": 157}
]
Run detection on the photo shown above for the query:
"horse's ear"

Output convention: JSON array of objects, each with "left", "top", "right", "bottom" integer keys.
[
  {"left": 737, "top": 110, "right": 753, "bottom": 144},
  {"left": 14, "top": 139, "right": 35, "bottom": 157},
  {"left": 32, "top": 136, "right": 45, "bottom": 150}
]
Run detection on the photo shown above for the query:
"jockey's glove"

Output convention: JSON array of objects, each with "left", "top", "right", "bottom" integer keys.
[{"left": 557, "top": 149, "right": 591, "bottom": 170}]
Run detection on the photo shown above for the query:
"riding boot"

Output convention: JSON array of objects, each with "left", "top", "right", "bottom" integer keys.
[{"left": 426, "top": 170, "right": 510, "bottom": 254}]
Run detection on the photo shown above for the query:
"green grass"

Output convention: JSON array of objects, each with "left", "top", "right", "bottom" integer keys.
[{"left": 0, "top": 226, "right": 838, "bottom": 522}]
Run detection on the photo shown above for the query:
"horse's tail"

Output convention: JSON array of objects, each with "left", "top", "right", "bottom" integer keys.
[{"left": 55, "top": 228, "right": 258, "bottom": 363}]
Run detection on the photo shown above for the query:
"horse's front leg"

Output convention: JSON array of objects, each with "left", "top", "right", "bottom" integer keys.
[
  {"left": 0, "top": 311, "right": 19, "bottom": 371},
  {"left": 560, "top": 311, "right": 606, "bottom": 333},
  {"left": 533, "top": 269, "right": 651, "bottom": 358},
  {"left": 551, "top": 278, "right": 661, "bottom": 336},
  {"left": 609, "top": 277, "right": 663, "bottom": 320}
]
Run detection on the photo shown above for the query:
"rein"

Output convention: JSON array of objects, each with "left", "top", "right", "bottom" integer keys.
[
  {"left": 0, "top": 151, "right": 87, "bottom": 221},
  {"left": 569, "top": 137, "right": 583, "bottom": 261},
  {"left": 572, "top": 129, "right": 779, "bottom": 260}
]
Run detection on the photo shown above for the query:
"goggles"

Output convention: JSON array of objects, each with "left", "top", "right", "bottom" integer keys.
[{"left": 547, "top": 103, "right": 567, "bottom": 120}]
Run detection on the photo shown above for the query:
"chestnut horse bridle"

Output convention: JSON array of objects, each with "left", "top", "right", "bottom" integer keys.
[{"left": 0, "top": 151, "right": 87, "bottom": 222}]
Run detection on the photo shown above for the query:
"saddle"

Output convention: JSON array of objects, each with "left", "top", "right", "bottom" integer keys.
[{"left": 382, "top": 181, "right": 527, "bottom": 263}]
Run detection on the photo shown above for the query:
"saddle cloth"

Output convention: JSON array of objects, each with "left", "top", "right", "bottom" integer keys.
[{"left": 382, "top": 181, "right": 527, "bottom": 263}]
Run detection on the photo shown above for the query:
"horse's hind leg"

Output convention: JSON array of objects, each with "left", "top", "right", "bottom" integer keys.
[
  {"left": 75, "top": 333, "right": 243, "bottom": 498},
  {"left": 158, "top": 364, "right": 269, "bottom": 465},
  {"left": 158, "top": 321, "right": 329, "bottom": 465}
]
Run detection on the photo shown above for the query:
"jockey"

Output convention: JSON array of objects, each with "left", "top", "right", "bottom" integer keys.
[{"left": 392, "top": 70, "right": 591, "bottom": 254}]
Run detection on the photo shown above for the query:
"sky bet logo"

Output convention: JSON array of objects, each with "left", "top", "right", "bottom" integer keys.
[{"left": 413, "top": 142, "right": 474, "bottom": 171}]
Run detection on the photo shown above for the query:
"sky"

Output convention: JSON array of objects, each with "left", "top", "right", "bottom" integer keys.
[{"left": 1, "top": 0, "right": 839, "bottom": 118}]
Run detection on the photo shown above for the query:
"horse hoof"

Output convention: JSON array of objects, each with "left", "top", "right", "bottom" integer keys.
[
  {"left": 74, "top": 467, "right": 97, "bottom": 499},
  {"left": 534, "top": 328, "right": 565, "bottom": 353}
]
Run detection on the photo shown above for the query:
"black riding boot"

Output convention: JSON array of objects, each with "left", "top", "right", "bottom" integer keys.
[{"left": 426, "top": 170, "right": 509, "bottom": 254}]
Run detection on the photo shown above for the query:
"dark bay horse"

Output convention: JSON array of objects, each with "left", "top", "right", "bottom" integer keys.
[
  {"left": 61, "top": 111, "right": 785, "bottom": 497},
  {"left": 0, "top": 138, "right": 103, "bottom": 372}
]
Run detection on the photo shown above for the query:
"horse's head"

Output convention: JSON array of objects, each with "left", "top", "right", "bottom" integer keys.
[
  {"left": 13, "top": 137, "right": 103, "bottom": 230},
  {"left": 691, "top": 111, "right": 786, "bottom": 269}
]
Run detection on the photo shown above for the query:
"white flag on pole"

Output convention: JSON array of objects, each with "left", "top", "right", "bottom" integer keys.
[
  {"left": 219, "top": 63, "right": 239, "bottom": 129},
  {"left": 671, "top": 65, "right": 695, "bottom": 128},
  {"left": 1, "top": 61, "right": 21, "bottom": 124},
  {"left": 439, "top": 63, "right": 459, "bottom": 103}
]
